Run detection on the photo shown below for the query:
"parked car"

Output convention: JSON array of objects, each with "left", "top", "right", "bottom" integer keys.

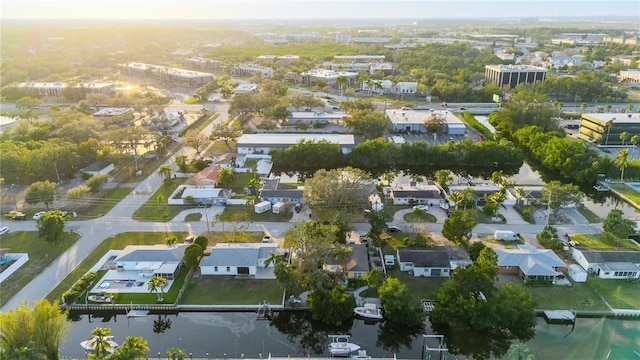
[
  {"left": 386, "top": 225, "right": 400, "bottom": 232},
  {"left": 294, "top": 203, "right": 302, "bottom": 213},
  {"left": 12, "top": 212, "right": 27, "bottom": 221},
  {"left": 0, "top": 227, "right": 9, "bottom": 236},
  {"left": 413, "top": 205, "right": 428, "bottom": 211},
  {"left": 4, "top": 211, "right": 19, "bottom": 219},
  {"left": 33, "top": 211, "right": 46, "bottom": 220},
  {"left": 262, "top": 236, "right": 271, "bottom": 243}
]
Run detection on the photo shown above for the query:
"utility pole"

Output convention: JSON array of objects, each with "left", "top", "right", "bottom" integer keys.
[
  {"left": 54, "top": 161, "right": 61, "bottom": 185},
  {"left": 205, "top": 207, "right": 210, "bottom": 233}
]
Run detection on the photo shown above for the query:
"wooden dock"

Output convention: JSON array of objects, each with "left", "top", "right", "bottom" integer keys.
[{"left": 543, "top": 310, "right": 576, "bottom": 323}]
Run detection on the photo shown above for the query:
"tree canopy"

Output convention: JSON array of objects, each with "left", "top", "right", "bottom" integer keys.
[
  {"left": 303, "top": 167, "right": 374, "bottom": 210},
  {"left": 36, "top": 210, "right": 67, "bottom": 244}
]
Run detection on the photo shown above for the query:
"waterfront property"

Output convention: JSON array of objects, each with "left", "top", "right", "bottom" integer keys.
[
  {"left": 494, "top": 245, "right": 566, "bottom": 284},
  {"left": 199, "top": 243, "right": 281, "bottom": 277},
  {"left": 396, "top": 246, "right": 471, "bottom": 277},
  {"left": 572, "top": 248, "right": 640, "bottom": 279},
  {"left": 323, "top": 244, "right": 370, "bottom": 279}
]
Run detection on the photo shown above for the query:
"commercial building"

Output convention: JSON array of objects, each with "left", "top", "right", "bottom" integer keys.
[
  {"left": 577, "top": 113, "right": 640, "bottom": 145},
  {"left": 386, "top": 109, "right": 466, "bottom": 135},
  {"left": 230, "top": 64, "right": 274, "bottom": 79},
  {"left": 182, "top": 57, "right": 222, "bottom": 70},
  {"left": 484, "top": 64, "right": 547, "bottom": 89},
  {"left": 236, "top": 133, "right": 356, "bottom": 154},
  {"left": 333, "top": 55, "right": 385, "bottom": 63},
  {"left": 16, "top": 82, "right": 115, "bottom": 98},
  {"left": 287, "top": 112, "right": 347, "bottom": 125},
  {"left": 620, "top": 70, "right": 640, "bottom": 84},
  {"left": 296, "top": 69, "right": 359, "bottom": 86},
  {"left": 119, "top": 62, "right": 214, "bottom": 86}
]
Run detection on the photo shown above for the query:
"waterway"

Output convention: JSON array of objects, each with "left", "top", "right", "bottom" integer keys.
[{"left": 60, "top": 311, "right": 640, "bottom": 359}]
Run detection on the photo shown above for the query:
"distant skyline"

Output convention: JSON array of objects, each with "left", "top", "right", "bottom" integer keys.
[{"left": 2, "top": 0, "right": 639, "bottom": 20}]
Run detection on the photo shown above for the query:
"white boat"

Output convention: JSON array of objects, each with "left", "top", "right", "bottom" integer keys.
[
  {"left": 328, "top": 334, "right": 360, "bottom": 356},
  {"left": 88, "top": 293, "right": 113, "bottom": 303},
  {"left": 593, "top": 185, "right": 609, "bottom": 192},
  {"left": 354, "top": 303, "right": 383, "bottom": 320},
  {"left": 80, "top": 335, "right": 119, "bottom": 353}
]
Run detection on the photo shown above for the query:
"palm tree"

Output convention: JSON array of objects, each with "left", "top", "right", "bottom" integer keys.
[
  {"left": 366, "top": 79, "right": 374, "bottom": 95},
  {"left": 628, "top": 103, "right": 634, "bottom": 112},
  {"left": 604, "top": 119, "right": 614, "bottom": 145},
  {"left": 264, "top": 251, "right": 281, "bottom": 268},
  {"left": 166, "top": 347, "right": 188, "bottom": 360},
  {"left": 448, "top": 191, "right": 464, "bottom": 210},
  {"left": 335, "top": 75, "right": 348, "bottom": 96},
  {"left": 108, "top": 336, "right": 150, "bottom": 360},
  {"left": 616, "top": 148, "right": 629, "bottom": 181},
  {"left": 631, "top": 135, "right": 640, "bottom": 158},
  {"left": 580, "top": 102, "right": 587, "bottom": 113},
  {"left": 159, "top": 165, "right": 173, "bottom": 178},
  {"left": 619, "top": 131, "right": 629, "bottom": 146},
  {"left": 515, "top": 187, "right": 527, "bottom": 206},
  {"left": 605, "top": 104, "right": 612, "bottom": 113},
  {"left": 88, "top": 327, "right": 112, "bottom": 359},
  {"left": 147, "top": 276, "right": 167, "bottom": 302}
]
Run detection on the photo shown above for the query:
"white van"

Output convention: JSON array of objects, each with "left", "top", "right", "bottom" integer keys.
[
  {"left": 494, "top": 230, "right": 519, "bottom": 241},
  {"left": 384, "top": 255, "right": 395, "bottom": 267}
]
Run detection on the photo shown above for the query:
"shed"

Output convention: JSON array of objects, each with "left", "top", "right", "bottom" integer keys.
[
  {"left": 568, "top": 264, "right": 587, "bottom": 283},
  {"left": 82, "top": 161, "right": 114, "bottom": 176},
  {"left": 272, "top": 202, "right": 287, "bottom": 214}
]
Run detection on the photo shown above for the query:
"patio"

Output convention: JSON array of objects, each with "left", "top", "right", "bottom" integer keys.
[{"left": 90, "top": 270, "right": 175, "bottom": 294}]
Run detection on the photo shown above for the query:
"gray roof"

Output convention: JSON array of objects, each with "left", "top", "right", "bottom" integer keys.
[
  {"left": 83, "top": 161, "right": 113, "bottom": 172},
  {"left": 392, "top": 189, "right": 442, "bottom": 199},
  {"left": 397, "top": 247, "right": 451, "bottom": 268},
  {"left": 600, "top": 262, "right": 640, "bottom": 272},
  {"left": 261, "top": 189, "right": 303, "bottom": 199},
  {"left": 494, "top": 245, "right": 565, "bottom": 277},
  {"left": 444, "top": 246, "right": 471, "bottom": 261},
  {"left": 324, "top": 244, "right": 370, "bottom": 273},
  {"left": 200, "top": 244, "right": 278, "bottom": 267},
  {"left": 580, "top": 250, "right": 640, "bottom": 264},
  {"left": 116, "top": 245, "right": 187, "bottom": 263}
]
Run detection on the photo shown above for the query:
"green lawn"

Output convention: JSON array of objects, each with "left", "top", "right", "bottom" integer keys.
[
  {"left": 133, "top": 178, "right": 191, "bottom": 221},
  {"left": 0, "top": 231, "right": 80, "bottom": 307},
  {"left": 388, "top": 270, "right": 447, "bottom": 300},
  {"left": 222, "top": 205, "right": 293, "bottom": 222},
  {"left": 571, "top": 233, "right": 640, "bottom": 250},
  {"left": 180, "top": 276, "right": 285, "bottom": 305},
  {"left": 403, "top": 210, "right": 437, "bottom": 223},
  {"left": 202, "top": 231, "right": 265, "bottom": 244},
  {"left": 46, "top": 231, "right": 188, "bottom": 304},
  {"left": 184, "top": 213, "right": 202, "bottom": 222},
  {"left": 610, "top": 183, "right": 640, "bottom": 206},
  {"left": 589, "top": 277, "right": 640, "bottom": 309},
  {"left": 73, "top": 187, "right": 134, "bottom": 219},
  {"left": 577, "top": 206, "right": 602, "bottom": 223}
]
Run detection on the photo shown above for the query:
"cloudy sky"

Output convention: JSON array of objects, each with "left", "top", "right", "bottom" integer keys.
[{"left": 2, "top": 0, "right": 638, "bottom": 19}]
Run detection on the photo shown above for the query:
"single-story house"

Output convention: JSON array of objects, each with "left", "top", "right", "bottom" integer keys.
[
  {"left": 187, "top": 166, "right": 222, "bottom": 186},
  {"left": 114, "top": 244, "right": 187, "bottom": 280},
  {"left": 168, "top": 185, "right": 231, "bottom": 205},
  {"left": 449, "top": 184, "right": 502, "bottom": 206},
  {"left": 385, "top": 109, "right": 466, "bottom": 135},
  {"left": 199, "top": 243, "right": 280, "bottom": 277},
  {"left": 259, "top": 177, "right": 303, "bottom": 205},
  {"left": 398, "top": 247, "right": 451, "bottom": 277},
  {"left": 236, "top": 133, "right": 356, "bottom": 155},
  {"left": 445, "top": 246, "right": 473, "bottom": 270},
  {"left": 494, "top": 244, "right": 566, "bottom": 283},
  {"left": 389, "top": 184, "right": 444, "bottom": 205},
  {"left": 323, "top": 244, "right": 370, "bottom": 279},
  {"left": 82, "top": 161, "right": 114, "bottom": 176},
  {"left": 288, "top": 112, "right": 346, "bottom": 125},
  {"left": 572, "top": 248, "right": 640, "bottom": 279}
]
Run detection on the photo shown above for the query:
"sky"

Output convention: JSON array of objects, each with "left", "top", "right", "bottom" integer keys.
[{"left": 1, "top": 0, "right": 639, "bottom": 20}]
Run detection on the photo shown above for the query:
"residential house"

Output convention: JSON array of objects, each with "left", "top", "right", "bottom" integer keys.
[
  {"left": 187, "top": 166, "right": 222, "bottom": 186},
  {"left": 168, "top": 185, "right": 231, "bottom": 206},
  {"left": 389, "top": 184, "right": 444, "bottom": 206},
  {"left": 397, "top": 247, "right": 467, "bottom": 277},
  {"left": 449, "top": 184, "right": 502, "bottom": 206},
  {"left": 494, "top": 245, "right": 566, "bottom": 283},
  {"left": 82, "top": 161, "right": 115, "bottom": 177},
  {"left": 259, "top": 177, "right": 303, "bottom": 205},
  {"left": 199, "top": 243, "right": 280, "bottom": 277},
  {"left": 236, "top": 133, "right": 356, "bottom": 155},
  {"left": 114, "top": 244, "right": 187, "bottom": 280},
  {"left": 323, "top": 244, "right": 370, "bottom": 280},
  {"left": 572, "top": 248, "right": 640, "bottom": 279}
]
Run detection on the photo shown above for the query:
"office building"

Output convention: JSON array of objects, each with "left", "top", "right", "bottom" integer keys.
[{"left": 485, "top": 64, "right": 547, "bottom": 89}]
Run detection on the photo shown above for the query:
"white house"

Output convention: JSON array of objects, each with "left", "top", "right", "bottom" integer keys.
[
  {"left": 199, "top": 243, "right": 281, "bottom": 277},
  {"left": 236, "top": 133, "right": 356, "bottom": 155},
  {"left": 114, "top": 244, "right": 187, "bottom": 280},
  {"left": 82, "top": 161, "right": 115, "bottom": 176},
  {"left": 572, "top": 248, "right": 640, "bottom": 279}
]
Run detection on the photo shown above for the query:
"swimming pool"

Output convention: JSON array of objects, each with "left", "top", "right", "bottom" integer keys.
[
  {"left": 627, "top": 183, "right": 640, "bottom": 191},
  {"left": 0, "top": 256, "right": 11, "bottom": 264}
]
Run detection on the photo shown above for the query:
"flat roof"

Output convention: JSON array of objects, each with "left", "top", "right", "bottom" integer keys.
[
  {"left": 385, "top": 109, "right": 463, "bottom": 126},
  {"left": 582, "top": 113, "right": 640, "bottom": 124},
  {"left": 18, "top": 82, "right": 114, "bottom": 89},
  {"left": 237, "top": 133, "right": 355, "bottom": 146},
  {"left": 485, "top": 64, "right": 547, "bottom": 72},
  {"left": 290, "top": 112, "right": 345, "bottom": 120},
  {"left": 301, "top": 69, "right": 359, "bottom": 79},
  {"left": 121, "top": 62, "right": 214, "bottom": 78}
]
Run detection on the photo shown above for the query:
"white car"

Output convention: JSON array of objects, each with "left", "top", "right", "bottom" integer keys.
[
  {"left": 262, "top": 236, "right": 271, "bottom": 243},
  {"left": 413, "top": 205, "right": 429, "bottom": 211},
  {"left": 33, "top": 211, "right": 46, "bottom": 220},
  {"left": 0, "top": 227, "right": 9, "bottom": 236}
]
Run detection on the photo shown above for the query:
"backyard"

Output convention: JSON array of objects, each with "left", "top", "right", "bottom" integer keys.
[
  {"left": 133, "top": 178, "right": 191, "bottom": 221},
  {"left": 180, "top": 276, "right": 285, "bottom": 305}
]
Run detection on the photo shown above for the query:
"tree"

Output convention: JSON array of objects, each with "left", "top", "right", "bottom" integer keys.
[
  {"left": 616, "top": 148, "right": 629, "bottom": 181},
  {"left": 604, "top": 119, "right": 614, "bottom": 145},
  {"left": 182, "top": 130, "right": 210, "bottom": 159},
  {"left": 442, "top": 210, "right": 477, "bottom": 249},
  {"left": 342, "top": 109, "right": 390, "bottom": 140},
  {"left": 88, "top": 327, "right": 112, "bottom": 359},
  {"left": 580, "top": 102, "right": 587, "bottom": 113},
  {"left": 86, "top": 173, "right": 109, "bottom": 193},
  {"left": 165, "top": 235, "right": 178, "bottom": 246},
  {"left": 541, "top": 181, "right": 583, "bottom": 217},
  {"left": 335, "top": 75, "right": 349, "bottom": 95},
  {"left": 147, "top": 276, "right": 167, "bottom": 302},
  {"left": 602, "top": 209, "right": 636, "bottom": 243},
  {"left": 16, "top": 96, "right": 42, "bottom": 111},
  {"left": 378, "top": 277, "right": 426, "bottom": 327},
  {"left": 209, "top": 122, "right": 242, "bottom": 151},
  {"left": 619, "top": 131, "right": 629, "bottom": 146},
  {"left": 66, "top": 184, "right": 90, "bottom": 210},
  {"left": 36, "top": 210, "right": 67, "bottom": 244},
  {"left": 166, "top": 347, "right": 188, "bottom": 360},
  {"left": 431, "top": 248, "right": 536, "bottom": 343},
  {"left": 434, "top": 169, "right": 453, "bottom": 193},
  {"left": 425, "top": 113, "right": 446, "bottom": 139},
  {"left": 631, "top": 135, "right": 640, "bottom": 158},
  {"left": 194, "top": 235, "right": 208, "bottom": 250},
  {"left": 0, "top": 300, "right": 70, "bottom": 360},
  {"left": 217, "top": 167, "right": 235, "bottom": 188},
  {"left": 25, "top": 180, "right": 58, "bottom": 210},
  {"left": 308, "top": 288, "right": 355, "bottom": 326},
  {"left": 175, "top": 155, "right": 190, "bottom": 173},
  {"left": 106, "top": 336, "right": 149, "bottom": 360},
  {"left": 183, "top": 244, "right": 204, "bottom": 269},
  {"left": 159, "top": 164, "right": 173, "bottom": 178},
  {"left": 303, "top": 167, "right": 373, "bottom": 210}
]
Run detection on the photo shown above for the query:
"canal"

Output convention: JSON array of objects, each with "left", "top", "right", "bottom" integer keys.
[{"left": 60, "top": 311, "right": 640, "bottom": 359}]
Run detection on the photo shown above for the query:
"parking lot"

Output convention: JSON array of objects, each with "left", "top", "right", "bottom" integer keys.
[{"left": 389, "top": 131, "right": 476, "bottom": 145}]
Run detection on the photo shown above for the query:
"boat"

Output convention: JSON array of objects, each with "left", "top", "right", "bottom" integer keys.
[
  {"left": 353, "top": 303, "right": 383, "bottom": 320},
  {"left": 80, "top": 335, "right": 119, "bottom": 353},
  {"left": 328, "top": 334, "right": 360, "bottom": 356},
  {"left": 593, "top": 185, "right": 609, "bottom": 192},
  {"left": 87, "top": 293, "right": 114, "bottom": 303}
]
